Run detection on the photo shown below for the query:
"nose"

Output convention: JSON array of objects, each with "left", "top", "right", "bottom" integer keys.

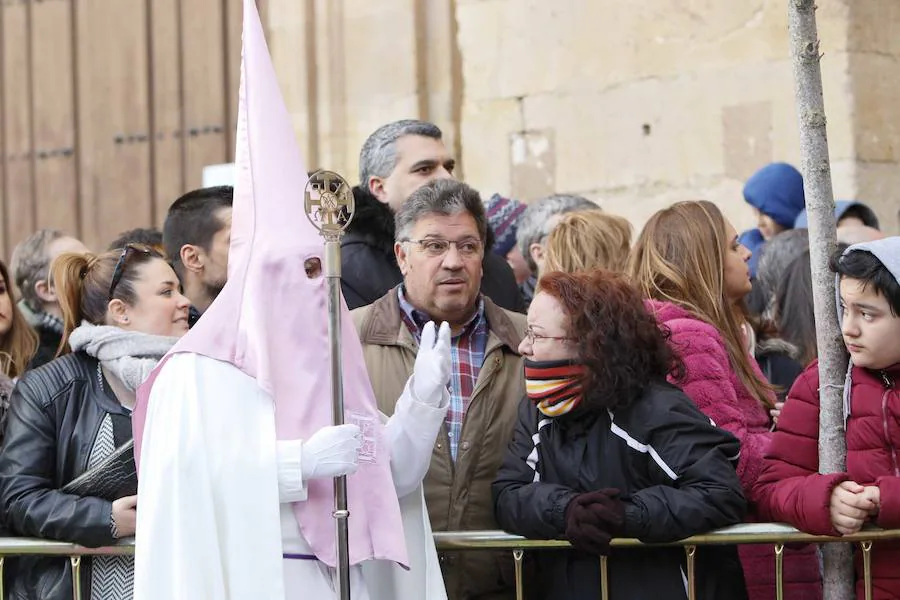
[
  {"left": 518, "top": 336, "right": 532, "bottom": 356},
  {"left": 176, "top": 292, "right": 191, "bottom": 309},
  {"left": 842, "top": 314, "right": 860, "bottom": 338},
  {"left": 441, "top": 243, "right": 464, "bottom": 269},
  {"left": 740, "top": 244, "right": 752, "bottom": 262},
  {"left": 433, "top": 166, "right": 453, "bottom": 181}
]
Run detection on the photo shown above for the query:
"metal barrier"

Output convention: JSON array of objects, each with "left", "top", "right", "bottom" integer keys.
[{"left": 1, "top": 524, "right": 897, "bottom": 600}]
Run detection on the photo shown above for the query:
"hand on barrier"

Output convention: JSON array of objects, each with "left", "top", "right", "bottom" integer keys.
[
  {"left": 564, "top": 489, "right": 626, "bottom": 555},
  {"left": 300, "top": 424, "right": 362, "bottom": 481},
  {"left": 412, "top": 321, "right": 451, "bottom": 407},
  {"left": 830, "top": 480, "right": 877, "bottom": 535},
  {"left": 111, "top": 494, "right": 138, "bottom": 538}
]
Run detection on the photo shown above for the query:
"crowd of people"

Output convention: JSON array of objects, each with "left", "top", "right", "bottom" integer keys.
[{"left": 0, "top": 50, "right": 897, "bottom": 600}]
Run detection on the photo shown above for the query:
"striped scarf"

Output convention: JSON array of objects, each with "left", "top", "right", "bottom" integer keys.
[{"left": 525, "top": 359, "right": 587, "bottom": 417}]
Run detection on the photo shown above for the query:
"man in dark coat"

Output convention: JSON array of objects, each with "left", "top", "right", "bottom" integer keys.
[{"left": 342, "top": 119, "right": 524, "bottom": 312}]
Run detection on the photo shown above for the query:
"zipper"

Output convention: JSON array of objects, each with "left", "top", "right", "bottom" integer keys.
[{"left": 881, "top": 388, "right": 900, "bottom": 477}]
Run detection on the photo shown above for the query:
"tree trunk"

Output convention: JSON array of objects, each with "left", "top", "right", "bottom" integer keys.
[{"left": 787, "top": 1, "right": 854, "bottom": 598}]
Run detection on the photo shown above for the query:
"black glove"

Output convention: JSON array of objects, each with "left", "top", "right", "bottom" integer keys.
[{"left": 564, "top": 489, "right": 626, "bottom": 555}]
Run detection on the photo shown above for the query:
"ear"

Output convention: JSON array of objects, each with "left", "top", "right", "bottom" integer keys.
[
  {"left": 180, "top": 244, "right": 205, "bottom": 275},
  {"left": 529, "top": 242, "right": 545, "bottom": 269},
  {"left": 395, "top": 241, "right": 410, "bottom": 276},
  {"left": 369, "top": 176, "right": 390, "bottom": 205},
  {"left": 106, "top": 298, "right": 131, "bottom": 328},
  {"left": 34, "top": 279, "right": 57, "bottom": 304}
]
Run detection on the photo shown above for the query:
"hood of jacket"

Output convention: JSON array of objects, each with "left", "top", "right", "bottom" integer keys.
[{"left": 743, "top": 162, "right": 806, "bottom": 229}]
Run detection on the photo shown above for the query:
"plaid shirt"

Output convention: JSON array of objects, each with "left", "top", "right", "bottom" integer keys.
[{"left": 398, "top": 286, "right": 488, "bottom": 461}]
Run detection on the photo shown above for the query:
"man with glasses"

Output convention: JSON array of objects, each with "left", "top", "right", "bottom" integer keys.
[{"left": 353, "top": 178, "right": 526, "bottom": 600}]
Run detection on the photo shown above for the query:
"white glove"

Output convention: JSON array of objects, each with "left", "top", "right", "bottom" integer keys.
[
  {"left": 300, "top": 424, "right": 362, "bottom": 481},
  {"left": 412, "top": 321, "right": 451, "bottom": 407}
]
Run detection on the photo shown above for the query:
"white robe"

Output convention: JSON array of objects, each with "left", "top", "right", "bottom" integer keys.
[{"left": 134, "top": 353, "right": 449, "bottom": 600}]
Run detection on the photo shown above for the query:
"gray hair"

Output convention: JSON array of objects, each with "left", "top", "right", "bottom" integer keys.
[
  {"left": 517, "top": 194, "right": 599, "bottom": 273},
  {"left": 10, "top": 229, "right": 64, "bottom": 313},
  {"left": 359, "top": 119, "right": 443, "bottom": 190},
  {"left": 395, "top": 179, "right": 487, "bottom": 243},
  {"left": 756, "top": 228, "right": 810, "bottom": 317}
]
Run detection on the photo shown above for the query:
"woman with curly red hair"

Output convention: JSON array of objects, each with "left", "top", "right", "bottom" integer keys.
[{"left": 493, "top": 269, "right": 747, "bottom": 599}]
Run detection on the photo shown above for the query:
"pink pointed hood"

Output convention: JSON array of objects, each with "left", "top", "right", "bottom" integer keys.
[{"left": 132, "top": 0, "right": 407, "bottom": 568}]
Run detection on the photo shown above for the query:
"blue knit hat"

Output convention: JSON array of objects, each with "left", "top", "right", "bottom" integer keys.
[
  {"left": 743, "top": 162, "right": 806, "bottom": 229},
  {"left": 485, "top": 193, "right": 526, "bottom": 256}
]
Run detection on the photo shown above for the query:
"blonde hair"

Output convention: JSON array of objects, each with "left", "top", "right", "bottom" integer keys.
[
  {"left": 629, "top": 200, "right": 774, "bottom": 409},
  {"left": 0, "top": 259, "right": 37, "bottom": 378},
  {"left": 543, "top": 210, "right": 632, "bottom": 275},
  {"left": 52, "top": 245, "right": 162, "bottom": 355}
]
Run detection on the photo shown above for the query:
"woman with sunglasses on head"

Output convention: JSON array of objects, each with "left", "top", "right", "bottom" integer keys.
[
  {"left": 629, "top": 201, "right": 822, "bottom": 600},
  {"left": 0, "top": 257, "right": 39, "bottom": 443},
  {"left": 493, "top": 269, "right": 747, "bottom": 600},
  {"left": 0, "top": 244, "right": 190, "bottom": 600}
]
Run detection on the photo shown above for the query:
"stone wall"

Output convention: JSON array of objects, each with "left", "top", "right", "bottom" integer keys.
[{"left": 267, "top": 0, "right": 899, "bottom": 235}]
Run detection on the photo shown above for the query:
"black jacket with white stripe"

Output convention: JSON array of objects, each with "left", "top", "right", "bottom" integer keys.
[{"left": 492, "top": 381, "right": 748, "bottom": 600}]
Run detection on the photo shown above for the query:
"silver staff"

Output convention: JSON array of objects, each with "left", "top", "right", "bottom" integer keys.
[{"left": 304, "top": 169, "right": 355, "bottom": 600}]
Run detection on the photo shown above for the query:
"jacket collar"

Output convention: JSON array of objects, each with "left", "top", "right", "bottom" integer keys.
[
  {"left": 344, "top": 186, "right": 396, "bottom": 256},
  {"left": 360, "top": 285, "right": 522, "bottom": 353}
]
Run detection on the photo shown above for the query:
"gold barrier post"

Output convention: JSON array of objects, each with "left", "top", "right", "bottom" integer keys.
[
  {"left": 774, "top": 543, "right": 785, "bottom": 600},
  {"left": 0, "top": 556, "right": 5, "bottom": 600},
  {"left": 513, "top": 549, "right": 524, "bottom": 600},
  {"left": 70, "top": 556, "right": 82, "bottom": 600},
  {"left": 685, "top": 545, "right": 696, "bottom": 600},
  {"left": 600, "top": 555, "right": 609, "bottom": 600},
  {"left": 861, "top": 541, "right": 873, "bottom": 600}
]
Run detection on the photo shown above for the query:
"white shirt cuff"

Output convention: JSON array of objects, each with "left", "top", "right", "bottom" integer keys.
[{"left": 276, "top": 440, "right": 308, "bottom": 503}]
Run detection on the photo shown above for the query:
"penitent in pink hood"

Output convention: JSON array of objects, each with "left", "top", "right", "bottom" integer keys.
[{"left": 132, "top": 0, "right": 407, "bottom": 569}]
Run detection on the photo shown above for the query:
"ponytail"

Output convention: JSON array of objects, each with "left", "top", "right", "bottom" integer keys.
[{"left": 51, "top": 252, "right": 94, "bottom": 356}]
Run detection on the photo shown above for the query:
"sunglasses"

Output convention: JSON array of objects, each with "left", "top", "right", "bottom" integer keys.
[{"left": 108, "top": 244, "right": 154, "bottom": 301}]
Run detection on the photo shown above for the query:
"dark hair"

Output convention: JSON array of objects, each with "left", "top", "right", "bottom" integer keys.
[
  {"left": 830, "top": 247, "right": 900, "bottom": 316},
  {"left": 163, "top": 186, "right": 233, "bottom": 276},
  {"left": 108, "top": 228, "right": 164, "bottom": 253},
  {"left": 773, "top": 251, "right": 818, "bottom": 364},
  {"left": 0, "top": 259, "right": 38, "bottom": 377},
  {"left": 395, "top": 179, "right": 488, "bottom": 243},
  {"left": 538, "top": 269, "right": 681, "bottom": 410},
  {"left": 52, "top": 245, "right": 164, "bottom": 353}
]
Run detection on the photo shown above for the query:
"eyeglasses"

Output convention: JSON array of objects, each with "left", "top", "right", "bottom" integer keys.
[
  {"left": 402, "top": 238, "right": 483, "bottom": 258},
  {"left": 524, "top": 325, "right": 574, "bottom": 344},
  {"left": 108, "top": 244, "right": 153, "bottom": 301}
]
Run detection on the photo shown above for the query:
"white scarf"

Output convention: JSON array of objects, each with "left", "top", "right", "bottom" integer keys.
[{"left": 68, "top": 322, "right": 179, "bottom": 392}]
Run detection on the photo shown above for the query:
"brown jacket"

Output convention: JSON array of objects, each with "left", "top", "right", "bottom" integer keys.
[{"left": 353, "top": 289, "right": 526, "bottom": 600}]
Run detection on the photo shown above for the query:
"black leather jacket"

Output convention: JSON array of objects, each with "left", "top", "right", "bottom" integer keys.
[{"left": 0, "top": 351, "right": 132, "bottom": 600}]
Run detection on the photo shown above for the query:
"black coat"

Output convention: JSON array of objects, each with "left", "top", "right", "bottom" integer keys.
[
  {"left": 0, "top": 352, "right": 132, "bottom": 600},
  {"left": 493, "top": 383, "right": 748, "bottom": 600},
  {"left": 340, "top": 186, "right": 525, "bottom": 312}
]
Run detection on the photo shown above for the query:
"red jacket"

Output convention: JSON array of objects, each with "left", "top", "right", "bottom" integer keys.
[
  {"left": 649, "top": 300, "right": 822, "bottom": 600},
  {"left": 754, "top": 361, "right": 900, "bottom": 599}
]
